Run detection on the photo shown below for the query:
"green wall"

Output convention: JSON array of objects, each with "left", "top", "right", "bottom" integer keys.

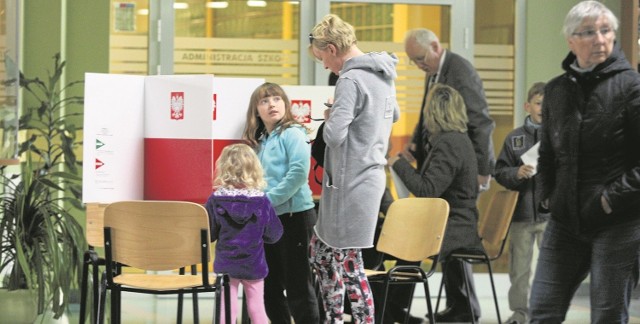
[
  {"left": 524, "top": 0, "right": 624, "bottom": 92},
  {"left": 66, "top": 1, "right": 111, "bottom": 105},
  {"left": 524, "top": 0, "right": 580, "bottom": 89},
  {"left": 21, "top": 0, "right": 110, "bottom": 234},
  {"left": 23, "top": 1, "right": 110, "bottom": 118}
]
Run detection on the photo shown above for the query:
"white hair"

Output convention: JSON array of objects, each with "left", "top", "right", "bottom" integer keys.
[
  {"left": 405, "top": 28, "right": 439, "bottom": 49},
  {"left": 562, "top": 1, "right": 618, "bottom": 39}
]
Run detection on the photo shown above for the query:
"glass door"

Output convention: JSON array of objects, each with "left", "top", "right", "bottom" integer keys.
[{"left": 310, "top": 0, "right": 472, "bottom": 157}]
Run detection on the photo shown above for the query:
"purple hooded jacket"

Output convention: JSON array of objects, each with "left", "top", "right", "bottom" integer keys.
[{"left": 205, "top": 189, "right": 283, "bottom": 280}]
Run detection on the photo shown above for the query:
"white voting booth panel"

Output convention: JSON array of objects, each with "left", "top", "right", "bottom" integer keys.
[
  {"left": 83, "top": 73, "right": 145, "bottom": 203},
  {"left": 83, "top": 74, "right": 334, "bottom": 204}
]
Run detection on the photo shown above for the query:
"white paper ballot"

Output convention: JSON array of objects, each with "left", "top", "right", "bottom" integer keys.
[
  {"left": 520, "top": 141, "right": 541, "bottom": 176},
  {"left": 390, "top": 168, "right": 410, "bottom": 199}
]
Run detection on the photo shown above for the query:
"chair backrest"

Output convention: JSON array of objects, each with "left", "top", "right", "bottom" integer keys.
[
  {"left": 103, "top": 200, "right": 211, "bottom": 271},
  {"left": 86, "top": 203, "right": 108, "bottom": 248},
  {"left": 478, "top": 190, "right": 519, "bottom": 259},
  {"left": 376, "top": 197, "right": 450, "bottom": 262}
]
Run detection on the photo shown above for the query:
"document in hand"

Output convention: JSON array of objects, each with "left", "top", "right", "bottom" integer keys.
[
  {"left": 390, "top": 168, "right": 410, "bottom": 199},
  {"left": 520, "top": 141, "right": 540, "bottom": 176}
]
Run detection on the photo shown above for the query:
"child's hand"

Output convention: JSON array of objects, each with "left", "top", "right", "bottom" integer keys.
[
  {"left": 517, "top": 164, "right": 535, "bottom": 180},
  {"left": 601, "top": 195, "right": 612, "bottom": 214}
]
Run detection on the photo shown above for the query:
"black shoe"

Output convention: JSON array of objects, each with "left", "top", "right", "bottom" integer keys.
[
  {"left": 387, "top": 306, "right": 425, "bottom": 324},
  {"left": 426, "top": 307, "right": 479, "bottom": 323}
]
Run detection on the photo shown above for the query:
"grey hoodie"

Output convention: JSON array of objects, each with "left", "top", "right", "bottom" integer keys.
[{"left": 316, "top": 52, "right": 400, "bottom": 249}]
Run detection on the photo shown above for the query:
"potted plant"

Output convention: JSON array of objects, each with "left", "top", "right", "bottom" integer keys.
[{"left": 0, "top": 53, "right": 86, "bottom": 320}]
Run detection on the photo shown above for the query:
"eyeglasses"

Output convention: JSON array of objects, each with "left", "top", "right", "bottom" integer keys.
[
  {"left": 571, "top": 27, "right": 613, "bottom": 40},
  {"left": 408, "top": 56, "right": 426, "bottom": 66}
]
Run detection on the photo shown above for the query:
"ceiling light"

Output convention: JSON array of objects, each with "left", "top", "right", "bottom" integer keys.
[
  {"left": 174, "top": 2, "right": 189, "bottom": 9},
  {"left": 206, "top": 1, "right": 229, "bottom": 9},
  {"left": 247, "top": 1, "right": 267, "bottom": 7},
  {"left": 137, "top": 9, "right": 149, "bottom": 15}
]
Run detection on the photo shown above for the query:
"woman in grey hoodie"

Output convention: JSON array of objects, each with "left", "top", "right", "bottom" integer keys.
[{"left": 308, "top": 14, "right": 400, "bottom": 323}]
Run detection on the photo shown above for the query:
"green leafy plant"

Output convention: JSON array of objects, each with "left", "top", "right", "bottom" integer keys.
[{"left": 0, "top": 53, "right": 86, "bottom": 318}]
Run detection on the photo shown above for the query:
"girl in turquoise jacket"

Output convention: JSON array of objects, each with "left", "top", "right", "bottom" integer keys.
[{"left": 242, "top": 82, "right": 319, "bottom": 324}]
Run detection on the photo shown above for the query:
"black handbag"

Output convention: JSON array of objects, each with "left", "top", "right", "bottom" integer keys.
[{"left": 310, "top": 122, "right": 326, "bottom": 184}]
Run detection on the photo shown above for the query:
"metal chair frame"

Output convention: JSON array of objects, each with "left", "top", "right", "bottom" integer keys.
[
  {"left": 365, "top": 197, "right": 450, "bottom": 324},
  {"left": 435, "top": 190, "right": 520, "bottom": 324}
]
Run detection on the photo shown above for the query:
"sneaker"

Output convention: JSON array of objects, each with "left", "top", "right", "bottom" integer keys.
[{"left": 503, "top": 312, "right": 527, "bottom": 324}]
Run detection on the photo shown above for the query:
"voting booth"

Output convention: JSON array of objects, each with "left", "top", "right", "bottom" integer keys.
[{"left": 82, "top": 73, "right": 332, "bottom": 205}]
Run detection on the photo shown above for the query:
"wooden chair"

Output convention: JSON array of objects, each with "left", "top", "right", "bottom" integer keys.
[
  {"left": 435, "top": 190, "right": 519, "bottom": 324},
  {"left": 79, "top": 203, "right": 204, "bottom": 324},
  {"left": 96, "top": 200, "right": 230, "bottom": 324},
  {"left": 365, "top": 197, "right": 450, "bottom": 324}
]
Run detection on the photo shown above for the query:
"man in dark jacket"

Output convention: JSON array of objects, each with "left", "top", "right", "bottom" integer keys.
[
  {"left": 529, "top": 1, "right": 640, "bottom": 323},
  {"left": 392, "top": 28, "right": 495, "bottom": 323}
]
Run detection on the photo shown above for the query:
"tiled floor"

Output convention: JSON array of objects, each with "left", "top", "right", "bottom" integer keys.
[{"left": 61, "top": 273, "right": 640, "bottom": 324}]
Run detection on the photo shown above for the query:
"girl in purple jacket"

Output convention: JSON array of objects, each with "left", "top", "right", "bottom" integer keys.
[{"left": 205, "top": 143, "right": 283, "bottom": 324}]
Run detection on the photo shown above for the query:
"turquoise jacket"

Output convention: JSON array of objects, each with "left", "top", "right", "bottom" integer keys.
[{"left": 258, "top": 125, "right": 315, "bottom": 215}]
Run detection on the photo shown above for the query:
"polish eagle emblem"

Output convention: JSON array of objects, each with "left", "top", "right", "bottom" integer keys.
[{"left": 171, "top": 92, "right": 184, "bottom": 120}]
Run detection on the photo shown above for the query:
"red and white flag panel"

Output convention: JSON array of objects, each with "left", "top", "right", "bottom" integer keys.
[
  {"left": 143, "top": 75, "right": 264, "bottom": 203},
  {"left": 143, "top": 75, "right": 214, "bottom": 203}
]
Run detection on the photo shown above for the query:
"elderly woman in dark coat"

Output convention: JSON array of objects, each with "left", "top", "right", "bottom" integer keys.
[
  {"left": 529, "top": 1, "right": 640, "bottom": 323},
  {"left": 387, "top": 84, "right": 483, "bottom": 323}
]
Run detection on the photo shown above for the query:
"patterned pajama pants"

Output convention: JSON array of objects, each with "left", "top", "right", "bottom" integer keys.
[{"left": 309, "top": 234, "right": 375, "bottom": 324}]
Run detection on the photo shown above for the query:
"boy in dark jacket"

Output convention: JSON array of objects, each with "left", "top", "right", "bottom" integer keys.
[{"left": 494, "top": 82, "right": 550, "bottom": 324}]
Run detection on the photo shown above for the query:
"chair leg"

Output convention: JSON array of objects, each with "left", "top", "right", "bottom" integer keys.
[
  {"left": 223, "top": 274, "right": 231, "bottom": 324},
  {"left": 435, "top": 272, "right": 445, "bottom": 314},
  {"left": 97, "top": 273, "right": 107, "bottom": 324},
  {"left": 79, "top": 251, "right": 91, "bottom": 324},
  {"left": 241, "top": 293, "right": 250, "bottom": 324},
  {"left": 459, "top": 261, "right": 477, "bottom": 324},
  {"left": 486, "top": 260, "right": 502, "bottom": 324},
  {"left": 91, "top": 257, "right": 102, "bottom": 324},
  {"left": 177, "top": 268, "right": 185, "bottom": 324},
  {"left": 423, "top": 280, "right": 436, "bottom": 324},
  {"left": 374, "top": 278, "right": 391, "bottom": 324},
  {"left": 111, "top": 288, "right": 121, "bottom": 324},
  {"left": 214, "top": 274, "right": 232, "bottom": 324},
  {"left": 191, "top": 265, "right": 199, "bottom": 324},
  {"left": 112, "top": 265, "right": 122, "bottom": 324},
  {"left": 214, "top": 282, "right": 221, "bottom": 324},
  {"left": 403, "top": 284, "right": 417, "bottom": 324}
]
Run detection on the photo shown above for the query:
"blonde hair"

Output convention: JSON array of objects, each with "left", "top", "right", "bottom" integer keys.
[
  {"left": 309, "top": 14, "right": 357, "bottom": 55},
  {"left": 242, "top": 82, "right": 299, "bottom": 148},
  {"left": 424, "top": 84, "right": 468, "bottom": 137},
  {"left": 213, "top": 143, "right": 266, "bottom": 190}
]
